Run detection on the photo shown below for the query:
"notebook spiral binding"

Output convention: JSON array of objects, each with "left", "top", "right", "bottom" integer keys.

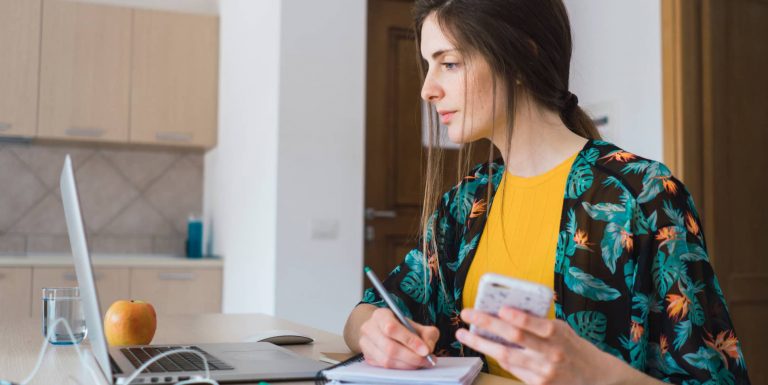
[{"left": 314, "top": 353, "right": 365, "bottom": 385}]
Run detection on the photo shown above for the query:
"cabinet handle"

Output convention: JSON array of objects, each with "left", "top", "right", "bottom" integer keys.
[
  {"left": 66, "top": 127, "right": 105, "bottom": 138},
  {"left": 0, "top": 122, "right": 12, "bottom": 131},
  {"left": 155, "top": 131, "right": 193, "bottom": 143},
  {"left": 63, "top": 272, "right": 104, "bottom": 281},
  {"left": 158, "top": 272, "right": 195, "bottom": 281}
]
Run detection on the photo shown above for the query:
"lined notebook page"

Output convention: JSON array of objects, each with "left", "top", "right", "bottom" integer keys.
[{"left": 323, "top": 357, "right": 483, "bottom": 385}]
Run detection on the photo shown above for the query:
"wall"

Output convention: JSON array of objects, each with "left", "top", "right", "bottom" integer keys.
[
  {"left": 0, "top": 142, "right": 203, "bottom": 256},
  {"left": 211, "top": 0, "right": 366, "bottom": 333},
  {"left": 212, "top": 0, "right": 281, "bottom": 316},
  {"left": 564, "top": 0, "right": 663, "bottom": 161},
  {"left": 274, "top": 0, "right": 366, "bottom": 333}
]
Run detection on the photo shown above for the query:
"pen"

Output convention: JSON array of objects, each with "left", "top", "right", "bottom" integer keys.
[{"left": 364, "top": 266, "right": 437, "bottom": 367}]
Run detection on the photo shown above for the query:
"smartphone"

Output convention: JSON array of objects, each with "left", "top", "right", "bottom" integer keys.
[{"left": 469, "top": 273, "right": 554, "bottom": 347}]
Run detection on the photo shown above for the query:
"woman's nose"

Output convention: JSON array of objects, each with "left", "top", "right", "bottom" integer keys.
[{"left": 420, "top": 74, "right": 444, "bottom": 102}]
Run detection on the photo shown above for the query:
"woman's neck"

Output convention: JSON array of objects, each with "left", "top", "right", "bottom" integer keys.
[{"left": 492, "top": 98, "right": 588, "bottom": 178}]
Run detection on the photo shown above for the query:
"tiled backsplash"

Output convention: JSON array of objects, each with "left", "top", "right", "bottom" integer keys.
[{"left": 0, "top": 142, "right": 203, "bottom": 256}]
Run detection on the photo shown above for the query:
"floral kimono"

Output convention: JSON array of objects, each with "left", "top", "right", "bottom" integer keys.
[{"left": 360, "top": 140, "right": 750, "bottom": 384}]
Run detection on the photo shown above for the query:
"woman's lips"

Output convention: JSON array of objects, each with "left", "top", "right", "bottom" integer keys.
[{"left": 439, "top": 111, "right": 456, "bottom": 124}]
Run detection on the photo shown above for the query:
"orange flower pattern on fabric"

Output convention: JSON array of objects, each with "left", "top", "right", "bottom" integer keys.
[
  {"left": 600, "top": 150, "right": 636, "bottom": 163},
  {"left": 621, "top": 229, "right": 633, "bottom": 252},
  {"left": 686, "top": 212, "right": 700, "bottom": 235},
  {"left": 574, "top": 229, "right": 592, "bottom": 251},
  {"left": 631, "top": 321, "right": 644, "bottom": 342},
  {"left": 666, "top": 293, "right": 690, "bottom": 321},
  {"left": 470, "top": 199, "right": 487, "bottom": 218},
  {"left": 705, "top": 330, "right": 741, "bottom": 369},
  {"left": 662, "top": 177, "right": 678, "bottom": 195}
]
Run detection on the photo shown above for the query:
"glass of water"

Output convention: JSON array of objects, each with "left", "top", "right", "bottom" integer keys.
[{"left": 42, "top": 287, "right": 87, "bottom": 345}]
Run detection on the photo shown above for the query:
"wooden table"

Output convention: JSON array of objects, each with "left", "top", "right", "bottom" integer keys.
[{"left": 0, "top": 313, "right": 519, "bottom": 384}]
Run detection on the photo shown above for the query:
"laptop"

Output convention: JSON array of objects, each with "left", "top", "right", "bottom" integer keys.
[{"left": 60, "top": 155, "right": 329, "bottom": 384}]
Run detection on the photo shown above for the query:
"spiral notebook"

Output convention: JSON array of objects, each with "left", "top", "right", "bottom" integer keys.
[{"left": 316, "top": 354, "right": 483, "bottom": 385}]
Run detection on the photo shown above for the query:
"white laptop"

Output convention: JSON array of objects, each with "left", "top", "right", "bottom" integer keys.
[{"left": 60, "top": 155, "right": 328, "bottom": 384}]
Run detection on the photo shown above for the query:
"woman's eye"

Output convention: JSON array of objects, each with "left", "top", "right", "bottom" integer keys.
[{"left": 442, "top": 62, "right": 459, "bottom": 70}]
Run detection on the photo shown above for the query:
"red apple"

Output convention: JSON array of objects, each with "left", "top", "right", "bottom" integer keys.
[{"left": 103, "top": 300, "right": 157, "bottom": 346}]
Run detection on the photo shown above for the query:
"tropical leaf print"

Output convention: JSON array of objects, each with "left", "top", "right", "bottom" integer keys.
[
  {"left": 624, "top": 260, "right": 637, "bottom": 290},
  {"left": 674, "top": 320, "right": 692, "bottom": 351},
  {"left": 636, "top": 162, "right": 674, "bottom": 204},
  {"left": 582, "top": 202, "right": 630, "bottom": 225},
  {"left": 632, "top": 292, "right": 652, "bottom": 320},
  {"left": 448, "top": 234, "right": 479, "bottom": 272},
  {"left": 620, "top": 332, "right": 648, "bottom": 369},
  {"left": 401, "top": 271, "right": 432, "bottom": 304},
  {"left": 653, "top": 249, "right": 687, "bottom": 297},
  {"left": 684, "top": 346, "right": 722, "bottom": 374},
  {"left": 567, "top": 311, "right": 608, "bottom": 344},
  {"left": 565, "top": 265, "right": 621, "bottom": 301},
  {"left": 663, "top": 200, "right": 686, "bottom": 228},
  {"left": 680, "top": 242, "right": 709, "bottom": 262},
  {"left": 363, "top": 287, "right": 377, "bottom": 304},
  {"left": 565, "top": 148, "right": 599, "bottom": 199},
  {"left": 600, "top": 222, "right": 625, "bottom": 274},
  {"left": 437, "top": 285, "right": 455, "bottom": 317}
]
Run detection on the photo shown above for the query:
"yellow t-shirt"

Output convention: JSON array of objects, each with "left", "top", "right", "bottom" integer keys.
[{"left": 462, "top": 151, "right": 578, "bottom": 378}]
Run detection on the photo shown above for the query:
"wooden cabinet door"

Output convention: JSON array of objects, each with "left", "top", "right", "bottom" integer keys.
[
  {"left": 130, "top": 9, "right": 218, "bottom": 148},
  {"left": 0, "top": 267, "right": 33, "bottom": 318},
  {"left": 0, "top": 0, "right": 41, "bottom": 138},
  {"left": 38, "top": 0, "right": 131, "bottom": 143},
  {"left": 130, "top": 268, "right": 222, "bottom": 314},
  {"left": 31, "top": 267, "right": 131, "bottom": 318}
]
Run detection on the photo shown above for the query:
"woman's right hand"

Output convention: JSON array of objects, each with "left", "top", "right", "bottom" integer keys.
[{"left": 358, "top": 307, "right": 440, "bottom": 369}]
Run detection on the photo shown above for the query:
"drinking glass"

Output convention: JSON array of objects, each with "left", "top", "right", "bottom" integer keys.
[{"left": 41, "top": 287, "right": 87, "bottom": 345}]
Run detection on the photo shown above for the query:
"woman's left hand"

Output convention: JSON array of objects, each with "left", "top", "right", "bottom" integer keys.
[{"left": 456, "top": 307, "right": 641, "bottom": 385}]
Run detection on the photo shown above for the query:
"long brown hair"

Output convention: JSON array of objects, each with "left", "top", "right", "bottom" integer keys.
[{"left": 414, "top": 0, "right": 601, "bottom": 275}]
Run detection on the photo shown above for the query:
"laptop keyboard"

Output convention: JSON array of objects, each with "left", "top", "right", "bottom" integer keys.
[{"left": 120, "top": 346, "right": 235, "bottom": 373}]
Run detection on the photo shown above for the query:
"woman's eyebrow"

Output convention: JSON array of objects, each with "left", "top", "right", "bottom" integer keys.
[{"left": 431, "top": 48, "right": 458, "bottom": 60}]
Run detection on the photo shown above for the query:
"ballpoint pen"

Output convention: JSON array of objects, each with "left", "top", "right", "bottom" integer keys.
[{"left": 364, "top": 266, "right": 437, "bottom": 367}]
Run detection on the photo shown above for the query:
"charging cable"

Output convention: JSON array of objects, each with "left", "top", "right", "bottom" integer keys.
[{"left": 16, "top": 317, "right": 220, "bottom": 385}]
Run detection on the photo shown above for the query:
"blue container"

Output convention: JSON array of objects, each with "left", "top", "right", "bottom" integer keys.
[{"left": 186, "top": 217, "right": 203, "bottom": 258}]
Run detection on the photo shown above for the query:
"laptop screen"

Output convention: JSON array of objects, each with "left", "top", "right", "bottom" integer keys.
[{"left": 60, "top": 155, "right": 113, "bottom": 381}]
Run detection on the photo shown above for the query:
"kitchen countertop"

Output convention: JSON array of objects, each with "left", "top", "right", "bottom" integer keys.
[{"left": 0, "top": 254, "right": 223, "bottom": 268}]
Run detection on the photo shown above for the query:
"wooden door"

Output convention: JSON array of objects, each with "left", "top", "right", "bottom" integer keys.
[
  {"left": 38, "top": 0, "right": 132, "bottom": 142},
  {"left": 364, "top": 0, "right": 490, "bottom": 287},
  {"left": 0, "top": 0, "right": 41, "bottom": 138},
  {"left": 663, "top": 0, "right": 768, "bottom": 382},
  {"left": 130, "top": 9, "right": 219, "bottom": 148}
]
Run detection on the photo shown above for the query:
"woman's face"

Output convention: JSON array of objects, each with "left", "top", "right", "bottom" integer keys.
[{"left": 419, "top": 13, "right": 508, "bottom": 144}]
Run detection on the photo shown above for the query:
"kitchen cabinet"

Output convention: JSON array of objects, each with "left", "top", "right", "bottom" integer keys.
[
  {"left": 31, "top": 267, "right": 131, "bottom": 318},
  {"left": 0, "top": 0, "right": 42, "bottom": 138},
  {"left": 0, "top": 257, "right": 223, "bottom": 318},
  {"left": 130, "top": 9, "right": 219, "bottom": 148},
  {"left": 130, "top": 267, "right": 222, "bottom": 315},
  {"left": 0, "top": 267, "right": 33, "bottom": 319},
  {"left": 37, "top": 0, "right": 132, "bottom": 143}
]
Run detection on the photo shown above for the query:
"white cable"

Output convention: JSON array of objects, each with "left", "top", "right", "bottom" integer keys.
[
  {"left": 18, "top": 317, "right": 220, "bottom": 385},
  {"left": 120, "top": 348, "right": 218, "bottom": 385},
  {"left": 21, "top": 317, "right": 103, "bottom": 385}
]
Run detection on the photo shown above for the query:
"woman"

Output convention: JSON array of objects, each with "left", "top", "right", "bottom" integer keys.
[{"left": 343, "top": 0, "right": 750, "bottom": 384}]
